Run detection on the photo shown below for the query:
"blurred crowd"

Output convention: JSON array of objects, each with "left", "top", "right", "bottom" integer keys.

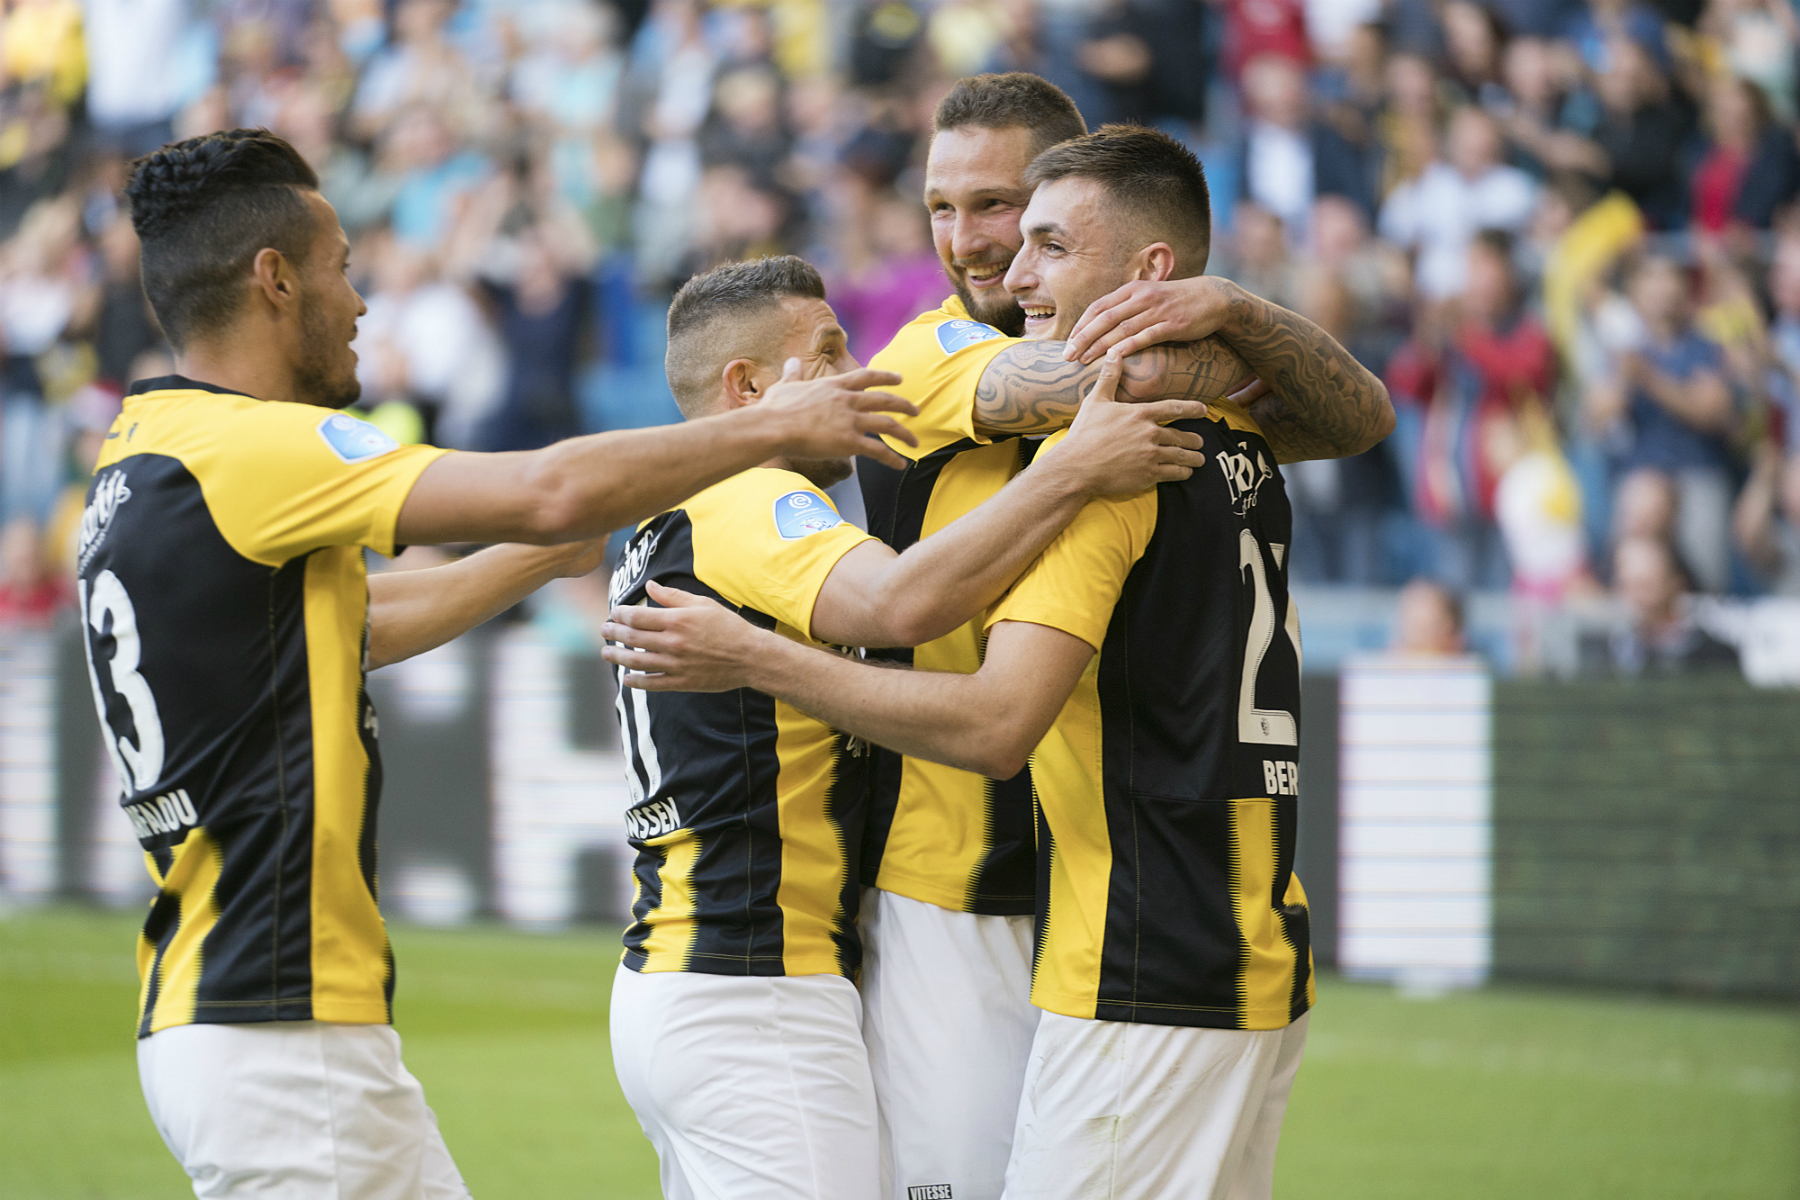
[{"left": 3, "top": 0, "right": 1799, "bottom": 675}]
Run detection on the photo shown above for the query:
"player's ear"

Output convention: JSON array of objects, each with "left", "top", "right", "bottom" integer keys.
[
  {"left": 251, "top": 247, "right": 295, "bottom": 311},
  {"left": 719, "top": 358, "right": 764, "bottom": 410},
  {"left": 1134, "top": 243, "right": 1178, "bottom": 284}
]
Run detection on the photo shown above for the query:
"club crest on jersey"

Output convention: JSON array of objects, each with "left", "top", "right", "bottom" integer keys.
[
  {"left": 1217, "top": 447, "right": 1273, "bottom": 517},
  {"left": 610, "top": 528, "right": 661, "bottom": 607},
  {"left": 773, "top": 491, "right": 843, "bottom": 540},
  {"left": 317, "top": 412, "right": 400, "bottom": 464},
  {"left": 934, "top": 319, "right": 1004, "bottom": 356},
  {"left": 77, "top": 468, "right": 132, "bottom": 570}
]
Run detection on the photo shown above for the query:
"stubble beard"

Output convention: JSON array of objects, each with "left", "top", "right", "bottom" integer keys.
[
  {"left": 952, "top": 273, "right": 1027, "bottom": 338},
  {"left": 295, "top": 297, "right": 363, "bottom": 410},
  {"left": 786, "top": 456, "right": 854, "bottom": 491}
]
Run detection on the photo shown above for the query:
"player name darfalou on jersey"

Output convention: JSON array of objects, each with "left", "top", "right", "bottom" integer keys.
[
  {"left": 81, "top": 377, "right": 447, "bottom": 1037},
  {"left": 987, "top": 405, "right": 1313, "bottom": 1032}
]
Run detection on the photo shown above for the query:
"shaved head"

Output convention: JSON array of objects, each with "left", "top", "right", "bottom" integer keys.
[{"left": 666, "top": 256, "right": 829, "bottom": 417}]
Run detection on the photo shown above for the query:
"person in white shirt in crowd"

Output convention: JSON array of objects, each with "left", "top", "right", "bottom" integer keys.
[{"left": 1379, "top": 105, "right": 1538, "bottom": 301}]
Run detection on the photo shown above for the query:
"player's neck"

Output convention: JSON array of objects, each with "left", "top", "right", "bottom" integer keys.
[{"left": 172, "top": 342, "right": 302, "bottom": 407}]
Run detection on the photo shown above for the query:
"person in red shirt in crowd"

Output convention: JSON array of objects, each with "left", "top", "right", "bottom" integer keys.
[
  {"left": 1226, "top": 0, "right": 1310, "bottom": 80},
  {"left": 1691, "top": 75, "right": 1773, "bottom": 238},
  {"left": 1387, "top": 228, "right": 1556, "bottom": 588},
  {"left": 0, "top": 518, "right": 68, "bottom": 628}
]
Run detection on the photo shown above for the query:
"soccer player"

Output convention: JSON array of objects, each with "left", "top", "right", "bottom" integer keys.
[
  {"left": 83, "top": 128, "right": 924, "bottom": 1200},
  {"left": 849, "top": 74, "right": 1393, "bottom": 1200},
  {"left": 604, "top": 125, "right": 1397, "bottom": 1200},
  {"left": 605, "top": 255, "right": 1209, "bottom": 1200}
]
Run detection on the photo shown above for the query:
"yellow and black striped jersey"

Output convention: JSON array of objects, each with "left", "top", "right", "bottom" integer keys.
[
  {"left": 987, "top": 409, "right": 1313, "bottom": 1031},
  {"left": 81, "top": 377, "right": 448, "bottom": 1037},
  {"left": 609, "top": 468, "right": 877, "bottom": 977},
  {"left": 860, "top": 296, "right": 1038, "bottom": 916}
]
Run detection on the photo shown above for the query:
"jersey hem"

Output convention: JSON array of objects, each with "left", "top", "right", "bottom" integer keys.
[
  {"left": 1031, "top": 987, "right": 1312, "bottom": 1031},
  {"left": 622, "top": 953, "right": 854, "bottom": 978},
  {"left": 870, "top": 868, "right": 1035, "bottom": 917}
]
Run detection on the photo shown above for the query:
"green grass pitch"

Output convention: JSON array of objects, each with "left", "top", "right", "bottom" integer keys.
[{"left": 3, "top": 907, "right": 1795, "bottom": 1199}]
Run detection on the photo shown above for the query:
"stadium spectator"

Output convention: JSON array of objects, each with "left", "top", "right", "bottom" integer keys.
[
  {"left": 1733, "top": 441, "right": 1800, "bottom": 593},
  {"left": 1236, "top": 52, "right": 1375, "bottom": 237},
  {"left": 0, "top": 515, "right": 63, "bottom": 626},
  {"left": 1391, "top": 576, "right": 1468, "bottom": 654},
  {"left": 1580, "top": 535, "right": 1741, "bottom": 673},
  {"left": 1584, "top": 253, "right": 1738, "bottom": 591},
  {"left": 1379, "top": 105, "right": 1538, "bottom": 300},
  {"left": 1586, "top": 36, "right": 1695, "bottom": 230}
]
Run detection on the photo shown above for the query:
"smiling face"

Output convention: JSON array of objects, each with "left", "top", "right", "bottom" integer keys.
[
  {"left": 757, "top": 295, "right": 861, "bottom": 488},
  {"left": 1004, "top": 176, "right": 1134, "bottom": 341},
  {"left": 924, "top": 124, "right": 1039, "bottom": 337},
  {"left": 290, "top": 192, "right": 368, "bottom": 409}
]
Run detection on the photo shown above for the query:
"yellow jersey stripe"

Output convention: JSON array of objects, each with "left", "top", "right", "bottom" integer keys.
[{"left": 148, "top": 828, "right": 224, "bottom": 1032}]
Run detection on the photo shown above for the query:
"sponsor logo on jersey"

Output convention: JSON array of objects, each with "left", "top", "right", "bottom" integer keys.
[
  {"left": 933, "top": 319, "right": 1004, "bottom": 356},
  {"left": 1262, "top": 759, "right": 1299, "bottom": 796},
  {"left": 609, "top": 528, "right": 662, "bottom": 607},
  {"left": 625, "top": 796, "right": 682, "bottom": 840},
  {"left": 124, "top": 788, "right": 197, "bottom": 841},
  {"left": 1217, "top": 446, "right": 1274, "bottom": 517},
  {"left": 78, "top": 469, "right": 132, "bottom": 571},
  {"left": 908, "top": 1187, "right": 954, "bottom": 1200},
  {"left": 317, "top": 412, "right": 401, "bottom": 464},
  {"left": 773, "top": 490, "right": 843, "bottom": 540}
]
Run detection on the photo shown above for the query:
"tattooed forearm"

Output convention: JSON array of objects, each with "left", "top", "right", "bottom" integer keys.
[
  {"left": 973, "top": 336, "right": 1250, "bottom": 437},
  {"left": 1217, "top": 286, "right": 1395, "bottom": 463}
]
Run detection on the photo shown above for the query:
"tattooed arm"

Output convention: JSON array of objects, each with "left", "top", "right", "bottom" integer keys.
[
  {"left": 1061, "top": 276, "right": 1396, "bottom": 462},
  {"left": 972, "top": 335, "right": 1249, "bottom": 438}
]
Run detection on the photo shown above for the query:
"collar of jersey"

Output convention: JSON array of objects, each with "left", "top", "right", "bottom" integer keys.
[{"left": 127, "top": 375, "right": 256, "bottom": 399}]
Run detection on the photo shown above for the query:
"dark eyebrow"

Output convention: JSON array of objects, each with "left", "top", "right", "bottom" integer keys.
[
  {"left": 815, "top": 325, "right": 846, "bottom": 347},
  {"left": 1026, "top": 221, "right": 1067, "bottom": 240}
]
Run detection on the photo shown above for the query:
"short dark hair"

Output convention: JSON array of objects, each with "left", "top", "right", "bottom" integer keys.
[
  {"left": 933, "top": 73, "right": 1087, "bottom": 156},
  {"left": 1024, "top": 124, "right": 1213, "bottom": 274},
  {"left": 126, "top": 129, "right": 322, "bottom": 350},
  {"left": 666, "top": 256, "right": 827, "bottom": 416}
]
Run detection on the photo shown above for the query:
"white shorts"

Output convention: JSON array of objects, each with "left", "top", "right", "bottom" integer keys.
[
  {"left": 860, "top": 887, "right": 1040, "bottom": 1200},
  {"left": 137, "top": 1020, "right": 469, "bottom": 1200},
  {"left": 1003, "top": 1010, "right": 1309, "bottom": 1200},
  {"left": 610, "top": 963, "right": 879, "bottom": 1200}
]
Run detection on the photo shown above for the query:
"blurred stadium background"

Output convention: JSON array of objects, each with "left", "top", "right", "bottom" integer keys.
[{"left": 1, "top": 0, "right": 1799, "bottom": 1192}]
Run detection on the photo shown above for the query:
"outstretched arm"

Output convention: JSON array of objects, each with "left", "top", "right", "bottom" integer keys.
[
  {"left": 367, "top": 539, "right": 604, "bottom": 669},
  {"left": 395, "top": 362, "right": 920, "bottom": 547},
  {"left": 972, "top": 336, "right": 1250, "bottom": 437},
  {"left": 1061, "top": 276, "right": 1396, "bottom": 462},
  {"left": 814, "top": 357, "right": 1207, "bottom": 647},
  {"left": 603, "top": 585, "right": 1092, "bottom": 780}
]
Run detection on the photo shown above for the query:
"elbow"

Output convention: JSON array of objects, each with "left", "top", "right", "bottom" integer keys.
[
  {"left": 974, "top": 748, "right": 1030, "bottom": 782},
  {"left": 868, "top": 584, "right": 961, "bottom": 650},
  {"left": 963, "top": 719, "right": 1036, "bottom": 781},
  {"left": 883, "top": 605, "right": 954, "bottom": 650},
  {"left": 1362, "top": 381, "right": 1397, "bottom": 452}
]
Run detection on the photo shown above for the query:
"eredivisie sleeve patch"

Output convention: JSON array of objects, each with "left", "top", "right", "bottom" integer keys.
[
  {"left": 773, "top": 490, "right": 844, "bottom": 540},
  {"left": 934, "top": 319, "right": 1005, "bottom": 355},
  {"left": 316, "top": 412, "right": 400, "bottom": 464}
]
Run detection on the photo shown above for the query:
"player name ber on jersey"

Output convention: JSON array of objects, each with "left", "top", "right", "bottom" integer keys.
[
  {"left": 987, "top": 404, "right": 1313, "bottom": 1032},
  {"left": 608, "top": 468, "right": 877, "bottom": 978}
]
